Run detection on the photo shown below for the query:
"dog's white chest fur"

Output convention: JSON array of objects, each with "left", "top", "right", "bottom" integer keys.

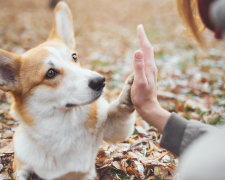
[{"left": 13, "top": 98, "right": 108, "bottom": 179}]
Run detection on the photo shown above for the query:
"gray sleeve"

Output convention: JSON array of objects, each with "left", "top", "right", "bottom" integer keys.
[{"left": 160, "top": 113, "right": 215, "bottom": 156}]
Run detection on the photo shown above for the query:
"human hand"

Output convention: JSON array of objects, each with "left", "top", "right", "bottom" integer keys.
[{"left": 131, "top": 24, "right": 171, "bottom": 132}]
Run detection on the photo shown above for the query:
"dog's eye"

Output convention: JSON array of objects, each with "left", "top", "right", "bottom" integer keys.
[
  {"left": 72, "top": 53, "right": 78, "bottom": 62},
  {"left": 45, "top": 69, "right": 58, "bottom": 79}
]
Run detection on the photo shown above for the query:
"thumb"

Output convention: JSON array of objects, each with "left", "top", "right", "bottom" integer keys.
[{"left": 133, "top": 50, "right": 147, "bottom": 84}]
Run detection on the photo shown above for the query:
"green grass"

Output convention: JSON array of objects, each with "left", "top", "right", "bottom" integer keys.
[{"left": 209, "top": 115, "right": 225, "bottom": 125}]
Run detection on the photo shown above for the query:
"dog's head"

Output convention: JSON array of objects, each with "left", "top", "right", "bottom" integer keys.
[{"left": 0, "top": 2, "right": 105, "bottom": 113}]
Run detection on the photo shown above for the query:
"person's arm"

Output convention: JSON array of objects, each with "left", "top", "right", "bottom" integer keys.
[
  {"left": 131, "top": 25, "right": 215, "bottom": 156},
  {"left": 160, "top": 113, "right": 215, "bottom": 156}
]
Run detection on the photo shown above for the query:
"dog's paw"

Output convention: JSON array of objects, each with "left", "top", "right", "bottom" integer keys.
[
  {"left": 16, "top": 173, "right": 41, "bottom": 180},
  {"left": 118, "top": 74, "right": 134, "bottom": 112}
]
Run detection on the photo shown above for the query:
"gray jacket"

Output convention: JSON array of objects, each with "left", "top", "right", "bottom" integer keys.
[{"left": 160, "top": 113, "right": 225, "bottom": 180}]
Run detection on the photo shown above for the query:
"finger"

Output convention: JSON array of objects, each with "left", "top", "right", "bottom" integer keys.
[
  {"left": 137, "top": 24, "right": 157, "bottom": 83},
  {"left": 133, "top": 50, "right": 148, "bottom": 86},
  {"left": 137, "top": 24, "right": 155, "bottom": 67}
]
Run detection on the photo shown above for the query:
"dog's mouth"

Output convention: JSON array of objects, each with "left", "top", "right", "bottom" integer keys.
[{"left": 65, "top": 90, "right": 103, "bottom": 108}]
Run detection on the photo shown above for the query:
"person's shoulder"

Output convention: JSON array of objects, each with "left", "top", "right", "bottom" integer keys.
[{"left": 178, "top": 122, "right": 225, "bottom": 179}]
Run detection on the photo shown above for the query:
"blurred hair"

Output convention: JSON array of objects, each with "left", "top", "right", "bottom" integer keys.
[{"left": 176, "top": 0, "right": 205, "bottom": 44}]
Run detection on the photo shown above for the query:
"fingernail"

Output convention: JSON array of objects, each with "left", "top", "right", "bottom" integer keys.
[
  {"left": 135, "top": 51, "right": 143, "bottom": 59},
  {"left": 137, "top": 24, "right": 144, "bottom": 30}
]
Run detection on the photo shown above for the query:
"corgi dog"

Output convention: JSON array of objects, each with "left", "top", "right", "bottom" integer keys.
[{"left": 0, "top": 2, "right": 135, "bottom": 180}]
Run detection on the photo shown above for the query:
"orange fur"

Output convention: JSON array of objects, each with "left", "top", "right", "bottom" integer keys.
[
  {"left": 20, "top": 48, "right": 50, "bottom": 94},
  {"left": 86, "top": 102, "right": 98, "bottom": 130},
  {"left": 55, "top": 172, "right": 89, "bottom": 180},
  {"left": 13, "top": 156, "right": 24, "bottom": 179},
  {"left": 11, "top": 96, "right": 34, "bottom": 126},
  {"left": 10, "top": 42, "right": 68, "bottom": 126},
  {"left": 13, "top": 125, "right": 25, "bottom": 177},
  {"left": 10, "top": 48, "right": 53, "bottom": 126}
]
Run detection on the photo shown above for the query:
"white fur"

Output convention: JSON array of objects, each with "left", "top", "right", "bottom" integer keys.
[
  {"left": 14, "top": 101, "right": 105, "bottom": 179},
  {"left": 13, "top": 94, "right": 134, "bottom": 179}
]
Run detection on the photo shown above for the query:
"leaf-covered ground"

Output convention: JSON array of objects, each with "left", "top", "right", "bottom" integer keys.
[{"left": 0, "top": 0, "right": 224, "bottom": 179}]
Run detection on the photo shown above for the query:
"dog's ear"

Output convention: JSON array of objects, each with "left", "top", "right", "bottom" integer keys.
[
  {"left": 0, "top": 49, "right": 20, "bottom": 92},
  {"left": 49, "top": 2, "right": 75, "bottom": 49}
]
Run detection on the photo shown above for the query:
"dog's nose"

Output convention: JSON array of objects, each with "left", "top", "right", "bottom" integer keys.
[{"left": 88, "top": 76, "right": 105, "bottom": 91}]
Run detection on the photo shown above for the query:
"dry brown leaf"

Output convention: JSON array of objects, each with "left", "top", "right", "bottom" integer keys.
[{"left": 0, "top": 141, "right": 14, "bottom": 155}]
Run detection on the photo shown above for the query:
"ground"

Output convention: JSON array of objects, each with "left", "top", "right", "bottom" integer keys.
[{"left": 0, "top": 0, "right": 225, "bottom": 179}]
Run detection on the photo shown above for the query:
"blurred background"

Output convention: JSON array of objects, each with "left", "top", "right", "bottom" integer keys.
[{"left": 0, "top": 0, "right": 224, "bottom": 179}]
